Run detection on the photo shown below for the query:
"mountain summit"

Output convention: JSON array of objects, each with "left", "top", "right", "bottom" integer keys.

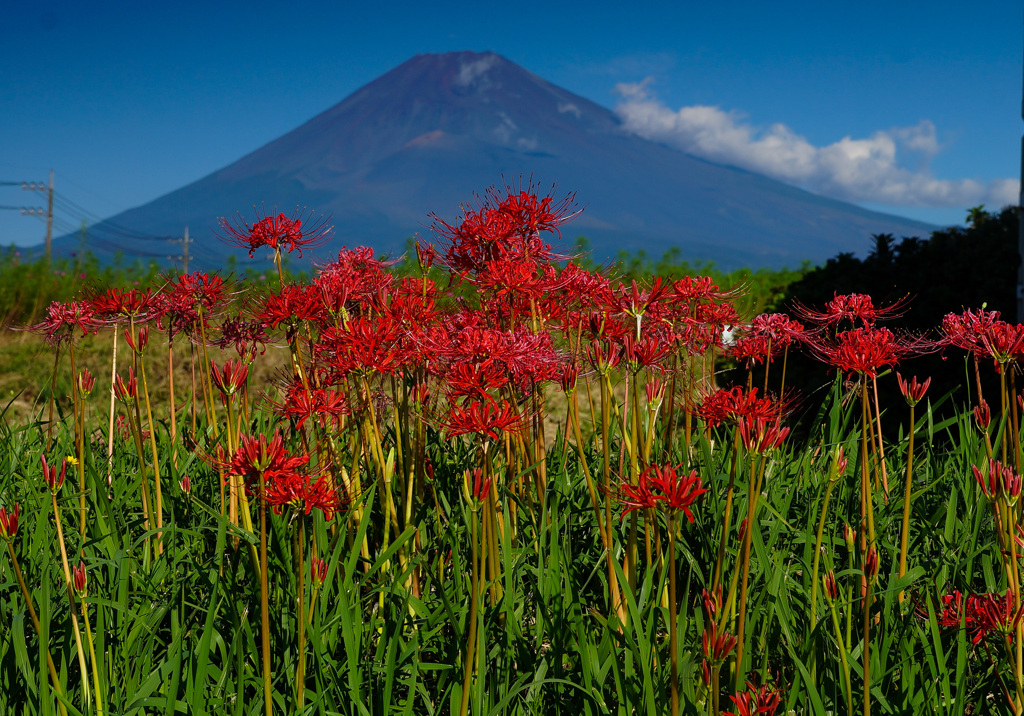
[{"left": 57, "top": 50, "right": 935, "bottom": 268}]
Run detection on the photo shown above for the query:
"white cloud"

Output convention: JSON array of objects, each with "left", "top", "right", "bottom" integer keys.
[
  {"left": 613, "top": 80, "right": 1018, "bottom": 209},
  {"left": 456, "top": 56, "right": 497, "bottom": 87},
  {"left": 557, "top": 102, "right": 581, "bottom": 118}
]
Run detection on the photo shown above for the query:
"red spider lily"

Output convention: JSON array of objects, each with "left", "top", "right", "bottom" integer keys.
[
  {"left": 941, "top": 308, "right": 1004, "bottom": 353},
  {"left": 260, "top": 284, "right": 323, "bottom": 331},
  {"left": 738, "top": 416, "right": 790, "bottom": 455},
  {"left": 605, "top": 278, "right": 670, "bottom": 334},
  {"left": 227, "top": 431, "right": 310, "bottom": 487},
  {"left": 794, "top": 292, "right": 908, "bottom": 328},
  {"left": 310, "top": 556, "right": 328, "bottom": 587},
  {"left": 934, "top": 591, "right": 1024, "bottom": 645},
  {"left": 124, "top": 325, "right": 149, "bottom": 354},
  {"left": 277, "top": 385, "right": 350, "bottom": 431},
  {"left": 446, "top": 361, "right": 509, "bottom": 400},
  {"left": 217, "top": 316, "right": 268, "bottom": 359},
  {"left": 586, "top": 340, "right": 622, "bottom": 374},
  {"left": 729, "top": 334, "right": 774, "bottom": 366},
  {"left": 622, "top": 334, "right": 670, "bottom": 372},
  {"left": 72, "top": 561, "right": 87, "bottom": 595},
  {"left": 979, "top": 321, "right": 1024, "bottom": 369},
  {"left": 972, "top": 459, "right": 1022, "bottom": 504},
  {"left": 975, "top": 400, "right": 991, "bottom": 430},
  {"left": 264, "top": 471, "right": 340, "bottom": 519},
  {"left": 724, "top": 681, "right": 783, "bottom": 716},
  {"left": 114, "top": 369, "right": 138, "bottom": 403},
  {"left": 0, "top": 503, "right": 19, "bottom": 540},
  {"left": 557, "top": 362, "right": 580, "bottom": 394},
  {"left": 465, "top": 468, "right": 492, "bottom": 503},
  {"left": 89, "top": 287, "right": 158, "bottom": 321},
  {"left": 115, "top": 414, "right": 148, "bottom": 442},
  {"left": 702, "top": 586, "right": 723, "bottom": 621},
  {"left": 834, "top": 447, "right": 849, "bottom": 475},
  {"left": 431, "top": 182, "right": 577, "bottom": 274},
  {"left": 748, "top": 312, "right": 805, "bottom": 348},
  {"left": 415, "top": 240, "right": 436, "bottom": 270},
  {"left": 813, "top": 326, "right": 909, "bottom": 378},
  {"left": 620, "top": 464, "right": 708, "bottom": 522},
  {"left": 210, "top": 359, "right": 249, "bottom": 397},
  {"left": 219, "top": 208, "right": 332, "bottom": 258},
  {"left": 319, "top": 314, "right": 402, "bottom": 378},
  {"left": 78, "top": 368, "right": 96, "bottom": 398},
  {"left": 41, "top": 454, "right": 68, "bottom": 493},
  {"left": 180, "top": 474, "right": 191, "bottom": 494},
  {"left": 702, "top": 621, "right": 738, "bottom": 664},
  {"left": 669, "top": 275, "right": 737, "bottom": 304},
  {"left": 823, "top": 571, "right": 839, "bottom": 601},
  {"left": 896, "top": 373, "right": 930, "bottom": 407},
  {"left": 696, "top": 387, "right": 779, "bottom": 428},
  {"left": 864, "top": 546, "right": 879, "bottom": 583},
  {"left": 32, "top": 300, "right": 98, "bottom": 345},
  {"left": 645, "top": 377, "right": 666, "bottom": 408},
  {"left": 439, "top": 398, "right": 526, "bottom": 440}
]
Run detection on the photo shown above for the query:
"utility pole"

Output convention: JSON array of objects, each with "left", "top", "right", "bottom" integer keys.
[
  {"left": 44, "top": 169, "right": 54, "bottom": 263},
  {"left": 169, "top": 226, "right": 191, "bottom": 273},
  {"left": 1, "top": 177, "right": 49, "bottom": 256}
]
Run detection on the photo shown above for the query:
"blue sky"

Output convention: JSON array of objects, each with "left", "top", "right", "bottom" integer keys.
[{"left": 0, "top": 0, "right": 1020, "bottom": 248}]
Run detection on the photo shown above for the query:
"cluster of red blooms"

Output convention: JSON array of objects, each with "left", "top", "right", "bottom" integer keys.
[
  {"left": 723, "top": 681, "right": 783, "bottom": 716},
  {"left": 619, "top": 464, "right": 708, "bottom": 522},
  {"left": 219, "top": 208, "right": 332, "bottom": 258},
  {"left": 932, "top": 590, "right": 1024, "bottom": 645},
  {"left": 224, "top": 431, "right": 339, "bottom": 519}
]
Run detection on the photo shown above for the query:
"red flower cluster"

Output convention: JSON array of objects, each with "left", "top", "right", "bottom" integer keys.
[
  {"left": 32, "top": 300, "right": 98, "bottom": 345},
  {"left": 972, "top": 459, "right": 1023, "bottom": 504},
  {"left": 431, "top": 180, "right": 578, "bottom": 274},
  {"left": 619, "top": 464, "right": 708, "bottom": 522},
  {"left": 814, "top": 326, "right": 908, "bottom": 378},
  {"left": 219, "top": 209, "right": 332, "bottom": 258},
  {"left": 696, "top": 387, "right": 778, "bottom": 428},
  {"left": 933, "top": 590, "right": 1024, "bottom": 645},
  {"left": 225, "top": 431, "right": 339, "bottom": 518},
  {"left": 724, "top": 681, "right": 783, "bottom": 716},
  {"left": 795, "top": 292, "right": 907, "bottom": 328}
]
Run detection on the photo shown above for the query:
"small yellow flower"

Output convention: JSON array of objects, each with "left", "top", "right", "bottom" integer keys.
[{"left": 66, "top": 456, "right": 79, "bottom": 467}]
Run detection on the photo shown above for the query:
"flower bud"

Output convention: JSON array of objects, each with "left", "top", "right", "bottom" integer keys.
[
  {"left": 78, "top": 368, "right": 96, "bottom": 398},
  {"left": 310, "top": 556, "right": 328, "bottom": 587},
  {"left": 823, "top": 571, "right": 839, "bottom": 602},
  {"left": 41, "top": 454, "right": 68, "bottom": 493},
  {"left": 0, "top": 503, "right": 19, "bottom": 541},
  {"left": 975, "top": 400, "right": 991, "bottom": 430},
  {"left": 72, "top": 561, "right": 87, "bottom": 595},
  {"left": 864, "top": 547, "right": 879, "bottom": 583},
  {"left": 180, "top": 474, "right": 192, "bottom": 495}
]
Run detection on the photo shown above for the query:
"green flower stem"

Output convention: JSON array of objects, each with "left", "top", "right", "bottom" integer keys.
[
  {"left": 863, "top": 568, "right": 872, "bottom": 716},
  {"left": 668, "top": 512, "right": 680, "bottom": 716},
  {"left": 50, "top": 492, "right": 90, "bottom": 707},
  {"left": 734, "top": 453, "right": 760, "bottom": 689},
  {"left": 713, "top": 429, "right": 742, "bottom": 594},
  {"left": 898, "top": 403, "right": 916, "bottom": 603},
  {"left": 827, "top": 599, "right": 852, "bottom": 716},
  {"left": 80, "top": 597, "right": 104, "bottom": 716},
  {"left": 5, "top": 542, "right": 68, "bottom": 716},
  {"left": 259, "top": 469, "right": 273, "bottom": 716},
  {"left": 459, "top": 503, "right": 481, "bottom": 716}
]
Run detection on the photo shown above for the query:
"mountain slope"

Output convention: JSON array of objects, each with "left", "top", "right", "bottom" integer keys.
[{"left": 53, "top": 51, "right": 937, "bottom": 270}]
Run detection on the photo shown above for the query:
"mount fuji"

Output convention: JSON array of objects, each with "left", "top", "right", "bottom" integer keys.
[{"left": 52, "top": 50, "right": 936, "bottom": 270}]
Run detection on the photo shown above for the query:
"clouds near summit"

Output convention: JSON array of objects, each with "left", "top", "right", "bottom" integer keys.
[{"left": 614, "top": 80, "right": 1018, "bottom": 209}]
